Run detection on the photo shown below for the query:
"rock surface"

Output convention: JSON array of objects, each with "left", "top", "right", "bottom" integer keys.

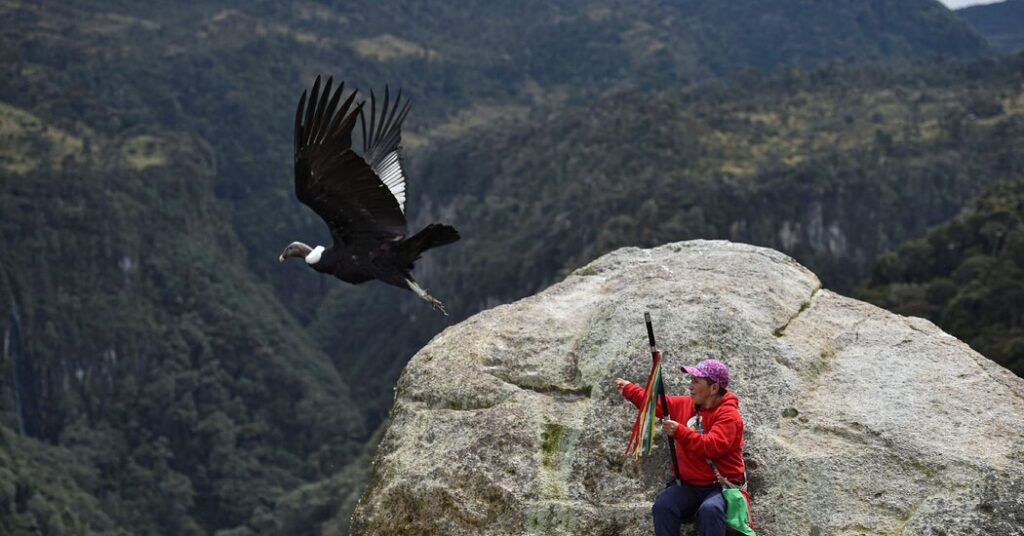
[{"left": 351, "top": 240, "right": 1024, "bottom": 535}]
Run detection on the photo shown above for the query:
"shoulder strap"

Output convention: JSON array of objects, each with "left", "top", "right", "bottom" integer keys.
[
  {"left": 706, "top": 459, "right": 746, "bottom": 490},
  {"left": 698, "top": 417, "right": 747, "bottom": 491}
]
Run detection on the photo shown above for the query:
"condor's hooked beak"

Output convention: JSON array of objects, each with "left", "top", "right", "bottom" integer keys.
[{"left": 278, "top": 245, "right": 294, "bottom": 262}]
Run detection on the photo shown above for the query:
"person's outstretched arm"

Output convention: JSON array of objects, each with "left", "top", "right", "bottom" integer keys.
[{"left": 615, "top": 378, "right": 677, "bottom": 418}]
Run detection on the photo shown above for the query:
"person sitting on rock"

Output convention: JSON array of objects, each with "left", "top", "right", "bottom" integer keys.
[{"left": 615, "top": 358, "right": 751, "bottom": 536}]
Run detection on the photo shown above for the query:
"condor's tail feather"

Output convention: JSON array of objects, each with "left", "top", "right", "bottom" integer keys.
[{"left": 403, "top": 224, "right": 459, "bottom": 262}]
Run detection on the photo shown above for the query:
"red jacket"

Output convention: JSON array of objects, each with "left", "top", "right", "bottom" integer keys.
[{"left": 623, "top": 383, "right": 746, "bottom": 486}]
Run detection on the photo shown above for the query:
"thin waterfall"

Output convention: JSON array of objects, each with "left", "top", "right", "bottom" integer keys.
[{"left": 6, "top": 310, "right": 40, "bottom": 438}]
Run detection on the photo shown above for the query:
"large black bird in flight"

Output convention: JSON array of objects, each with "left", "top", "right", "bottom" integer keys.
[{"left": 279, "top": 76, "right": 460, "bottom": 314}]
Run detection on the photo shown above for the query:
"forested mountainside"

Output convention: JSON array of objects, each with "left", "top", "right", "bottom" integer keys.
[
  {"left": 855, "top": 179, "right": 1024, "bottom": 376},
  {"left": 0, "top": 0, "right": 1011, "bottom": 533},
  {"left": 0, "top": 114, "right": 365, "bottom": 533},
  {"left": 958, "top": 0, "right": 1024, "bottom": 54},
  {"left": 1, "top": 0, "right": 992, "bottom": 324}
]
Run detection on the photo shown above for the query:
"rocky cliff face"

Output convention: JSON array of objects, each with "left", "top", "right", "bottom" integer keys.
[{"left": 350, "top": 241, "right": 1024, "bottom": 535}]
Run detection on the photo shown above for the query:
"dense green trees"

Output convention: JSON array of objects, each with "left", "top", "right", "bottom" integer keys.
[
  {"left": 856, "top": 180, "right": 1024, "bottom": 376},
  {"left": 0, "top": 130, "right": 364, "bottom": 532},
  {"left": 413, "top": 55, "right": 1024, "bottom": 299}
]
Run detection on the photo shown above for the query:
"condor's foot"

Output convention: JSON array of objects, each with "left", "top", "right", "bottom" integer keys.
[{"left": 406, "top": 279, "right": 448, "bottom": 316}]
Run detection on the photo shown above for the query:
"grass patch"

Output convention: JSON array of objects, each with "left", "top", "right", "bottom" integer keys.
[
  {"left": 120, "top": 135, "right": 169, "bottom": 170},
  {"left": 0, "top": 102, "right": 91, "bottom": 174},
  {"left": 407, "top": 103, "right": 529, "bottom": 149}
]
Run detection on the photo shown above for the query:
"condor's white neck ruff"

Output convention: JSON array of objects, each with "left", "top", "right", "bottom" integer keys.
[{"left": 306, "top": 245, "right": 325, "bottom": 264}]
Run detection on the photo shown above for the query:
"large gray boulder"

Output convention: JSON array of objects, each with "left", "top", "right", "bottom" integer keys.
[{"left": 350, "top": 241, "right": 1024, "bottom": 535}]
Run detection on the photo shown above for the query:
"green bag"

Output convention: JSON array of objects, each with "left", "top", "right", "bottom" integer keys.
[
  {"left": 722, "top": 487, "right": 756, "bottom": 536},
  {"left": 697, "top": 419, "right": 756, "bottom": 535}
]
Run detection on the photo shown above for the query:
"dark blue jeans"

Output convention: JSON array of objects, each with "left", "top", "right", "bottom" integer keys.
[{"left": 652, "top": 480, "right": 725, "bottom": 536}]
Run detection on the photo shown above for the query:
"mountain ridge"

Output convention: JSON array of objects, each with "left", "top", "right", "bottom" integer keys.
[{"left": 957, "top": 0, "right": 1024, "bottom": 53}]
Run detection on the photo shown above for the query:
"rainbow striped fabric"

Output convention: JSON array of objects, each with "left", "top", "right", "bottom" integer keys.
[{"left": 626, "top": 350, "right": 664, "bottom": 459}]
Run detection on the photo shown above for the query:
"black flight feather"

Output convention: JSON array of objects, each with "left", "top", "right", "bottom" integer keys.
[{"left": 293, "top": 76, "right": 406, "bottom": 246}]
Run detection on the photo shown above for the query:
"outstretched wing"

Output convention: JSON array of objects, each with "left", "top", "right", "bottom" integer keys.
[
  {"left": 360, "top": 86, "right": 412, "bottom": 214},
  {"left": 293, "top": 76, "right": 407, "bottom": 247}
]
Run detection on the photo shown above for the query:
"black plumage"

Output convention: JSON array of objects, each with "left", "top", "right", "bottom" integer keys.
[{"left": 279, "top": 75, "right": 460, "bottom": 314}]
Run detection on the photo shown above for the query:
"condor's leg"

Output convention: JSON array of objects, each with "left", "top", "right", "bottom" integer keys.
[{"left": 405, "top": 278, "right": 447, "bottom": 316}]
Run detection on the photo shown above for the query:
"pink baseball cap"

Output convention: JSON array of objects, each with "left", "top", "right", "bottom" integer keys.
[{"left": 681, "top": 359, "right": 730, "bottom": 388}]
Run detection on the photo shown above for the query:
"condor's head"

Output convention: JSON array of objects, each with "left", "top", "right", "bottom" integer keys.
[{"left": 278, "top": 241, "right": 325, "bottom": 265}]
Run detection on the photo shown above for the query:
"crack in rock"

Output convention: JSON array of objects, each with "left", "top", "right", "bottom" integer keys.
[
  {"left": 516, "top": 383, "right": 592, "bottom": 400},
  {"left": 773, "top": 285, "right": 822, "bottom": 337}
]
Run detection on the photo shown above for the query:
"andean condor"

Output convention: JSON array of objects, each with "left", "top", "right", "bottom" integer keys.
[{"left": 279, "top": 76, "right": 460, "bottom": 314}]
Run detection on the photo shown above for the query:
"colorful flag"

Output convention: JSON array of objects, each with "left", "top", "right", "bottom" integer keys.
[{"left": 625, "top": 350, "right": 664, "bottom": 459}]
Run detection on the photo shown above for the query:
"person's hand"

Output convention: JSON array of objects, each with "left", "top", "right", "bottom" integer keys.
[
  {"left": 614, "top": 378, "right": 631, "bottom": 395},
  {"left": 662, "top": 419, "right": 680, "bottom": 437}
]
